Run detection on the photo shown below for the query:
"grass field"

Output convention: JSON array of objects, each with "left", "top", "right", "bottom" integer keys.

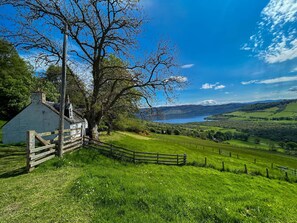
[
  {"left": 1, "top": 131, "right": 297, "bottom": 222},
  {"left": 222, "top": 102, "right": 297, "bottom": 122}
]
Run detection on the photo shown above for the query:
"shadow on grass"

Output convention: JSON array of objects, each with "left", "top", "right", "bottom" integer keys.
[
  {"left": 0, "top": 143, "right": 27, "bottom": 178},
  {"left": 0, "top": 166, "right": 26, "bottom": 178}
]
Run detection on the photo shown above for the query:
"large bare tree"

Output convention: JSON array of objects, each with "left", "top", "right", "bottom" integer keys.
[{"left": 0, "top": 0, "right": 186, "bottom": 138}]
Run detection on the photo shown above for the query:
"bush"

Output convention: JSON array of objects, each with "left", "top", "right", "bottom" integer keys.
[{"left": 173, "top": 129, "right": 180, "bottom": 135}]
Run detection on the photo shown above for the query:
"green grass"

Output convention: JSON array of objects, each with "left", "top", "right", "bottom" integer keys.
[
  {"left": 1, "top": 130, "right": 297, "bottom": 222},
  {"left": 102, "top": 132, "right": 297, "bottom": 180},
  {"left": 223, "top": 102, "right": 297, "bottom": 122},
  {"left": 226, "top": 136, "right": 281, "bottom": 152},
  {"left": 1, "top": 148, "right": 297, "bottom": 222}
]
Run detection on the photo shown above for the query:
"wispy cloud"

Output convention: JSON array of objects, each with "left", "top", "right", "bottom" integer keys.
[
  {"left": 199, "top": 100, "right": 218, "bottom": 105},
  {"left": 214, "top": 85, "right": 226, "bottom": 90},
  {"left": 166, "top": 76, "right": 188, "bottom": 83},
  {"left": 242, "top": 0, "right": 297, "bottom": 64},
  {"left": 289, "top": 86, "right": 297, "bottom": 91},
  {"left": 201, "top": 82, "right": 225, "bottom": 90},
  {"left": 181, "top": 64, "right": 194, "bottom": 69},
  {"left": 291, "top": 66, "right": 297, "bottom": 72},
  {"left": 241, "top": 75, "right": 297, "bottom": 85}
]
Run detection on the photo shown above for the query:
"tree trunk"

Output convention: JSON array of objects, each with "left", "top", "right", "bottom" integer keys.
[
  {"left": 107, "top": 122, "right": 112, "bottom": 135},
  {"left": 86, "top": 114, "right": 99, "bottom": 140},
  {"left": 86, "top": 110, "right": 104, "bottom": 140},
  {"left": 91, "top": 124, "right": 99, "bottom": 139}
]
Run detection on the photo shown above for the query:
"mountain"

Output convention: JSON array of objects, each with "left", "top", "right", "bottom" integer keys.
[
  {"left": 138, "top": 99, "right": 297, "bottom": 121},
  {"left": 138, "top": 103, "right": 246, "bottom": 120}
]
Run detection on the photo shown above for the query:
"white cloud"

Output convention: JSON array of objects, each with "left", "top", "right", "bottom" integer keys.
[
  {"left": 21, "top": 53, "right": 50, "bottom": 73},
  {"left": 199, "top": 100, "right": 218, "bottom": 106},
  {"left": 201, "top": 83, "right": 216, "bottom": 89},
  {"left": 242, "top": 0, "right": 297, "bottom": 64},
  {"left": 201, "top": 82, "right": 225, "bottom": 90},
  {"left": 261, "top": 37, "right": 297, "bottom": 63},
  {"left": 241, "top": 75, "right": 297, "bottom": 85},
  {"left": 241, "top": 80, "right": 259, "bottom": 85},
  {"left": 291, "top": 66, "right": 297, "bottom": 72},
  {"left": 181, "top": 64, "right": 194, "bottom": 69},
  {"left": 289, "top": 86, "right": 297, "bottom": 91},
  {"left": 166, "top": 76, "right": 188, "bottom": 83},
  {"left": 214, "top": 84, "right": 226, "bottom": 90}
]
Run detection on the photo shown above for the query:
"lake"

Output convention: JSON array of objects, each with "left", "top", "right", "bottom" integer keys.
[{"left": 154, "top": 115, "right": 209, "bottom": 124}]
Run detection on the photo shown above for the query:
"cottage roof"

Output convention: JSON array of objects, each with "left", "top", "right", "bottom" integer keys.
[
  {"left": 2, "top": 93, "right": 85, "bottom": 128},
  {"left": 44, "top": 101, "right": 84, "bottom": 124}
]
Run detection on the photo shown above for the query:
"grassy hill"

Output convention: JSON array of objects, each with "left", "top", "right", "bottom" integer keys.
[
  {"left": 1, "top": 131, "right": 297, "bottom": 222},
  {"left": 139, "top": 103, "right": 245, "bottom": 120},
  {"left": 213, "top": 101, "right": 297, "bottom": 122}
]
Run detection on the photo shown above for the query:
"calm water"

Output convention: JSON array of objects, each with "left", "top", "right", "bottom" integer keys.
[{"left": 154, "top": 115, "right": 209, "bottom": 124}]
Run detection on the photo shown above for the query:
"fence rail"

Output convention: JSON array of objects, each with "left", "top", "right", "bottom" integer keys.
[
  {"left": 26, "top": 128, "right": 83, "bottom": 172},
  {"left": 84, "top": 136, "right": 187, "bottom": 166}
]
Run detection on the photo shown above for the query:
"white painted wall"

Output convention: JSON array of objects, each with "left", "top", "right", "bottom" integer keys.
[{"left": 2, "top": 102, "right": 71, "bottom": 144}]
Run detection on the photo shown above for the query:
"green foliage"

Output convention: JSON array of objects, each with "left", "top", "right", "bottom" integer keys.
[
  {"left": 0, "top": 39, "right": 32, "bottom": 119},
  {"left": 113, "top": 115, "right": 146, "bottom": 134},
  {"left": 45, "top": 65, "right": 85, "bottom": 107},
  {"left": 31, "top": 76, "right": 59, "bottom": 102},
  {"left": 254, "top": 138, "right": 261, "bottom": 145}
]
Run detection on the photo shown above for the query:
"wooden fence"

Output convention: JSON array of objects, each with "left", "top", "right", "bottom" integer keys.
[
  {"left": 84, "top": 136, "right": 187, "bottom": 166},
  {"left": 26, "top": 128, "right": 83, "bottom": 172}
]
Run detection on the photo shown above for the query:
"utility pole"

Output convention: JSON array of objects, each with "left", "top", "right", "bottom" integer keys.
[{"left": 58, "top": 22, "right": 68, "bottom": 157}]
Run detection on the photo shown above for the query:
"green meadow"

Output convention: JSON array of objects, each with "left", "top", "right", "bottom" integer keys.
[
  {"left": 221, "top": 102, "right": 297, "bottom": 122},
  {"left": 1, "top": 129, "right": 297, "bottom": 222}
]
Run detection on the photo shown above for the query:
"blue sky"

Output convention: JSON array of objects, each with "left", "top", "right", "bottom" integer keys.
[
  {"left": 138, "top": 0, "right": 297, "bottom": 106},
  {"left": 1, "top": 0, "right": 297, "bottom": 106}
]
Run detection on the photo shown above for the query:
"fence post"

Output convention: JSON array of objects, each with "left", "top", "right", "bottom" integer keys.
[
  {"left": 26, "top": 131, "right": 35, "bottom": 173},
  {"left": 222, "top": 161, "right": 225, "bottom": 171},
  {"left": 204, "top": 157, "right": 207, "bottom": 166},
  {"left": 229, "top": 152, "right": 231, "bottom": 157},
  {"left": 285, "top": 172, "right": 289, "bottom": 181},
  {"left": 219, "top": 149, "right": 221, "bottom": 155},
  {"left": 237, "top": 154, "right": 239, "bottom": 159},
  {"left": 271, "top": 163, "right": 274, "bottom": 169},
  {"left": 254, "top": 159, "right": 256, "bottom": 164},
  {"left": 80, "top": 125, "right": 84, "bottom": 146},
  {"left": 133, "top": 151, "right": 136, "bottom": 164},
  {"left": 177, "top": 154, "right": 179, "bottom": 165},
  {"left": 157, "top": 153, "right": 159, "bottom": 164},
  {"left": 266, "top": 168, "right": 269, "bottom": 178},
  {"left": 183, "top": 154, "right": 187, "bottom": 165},
  {"left": 244, "top": 164, "right": 248, "bottom": 174},
  {"left": 110, "top": 145, "right": 113, "bottom": 157}
]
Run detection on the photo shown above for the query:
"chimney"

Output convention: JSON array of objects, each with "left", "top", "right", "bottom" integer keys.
[{"left": 31, "top": 92, "right": 46, "bottom": 104}]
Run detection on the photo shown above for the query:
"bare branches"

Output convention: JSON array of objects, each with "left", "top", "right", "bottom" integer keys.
[{"left": 0, "top": 0, "right": 186, "bottom": 138}]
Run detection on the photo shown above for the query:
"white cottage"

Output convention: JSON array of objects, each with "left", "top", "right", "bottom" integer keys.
[{"left": 2, "top": 92, "right": 88, "bottom": 144}]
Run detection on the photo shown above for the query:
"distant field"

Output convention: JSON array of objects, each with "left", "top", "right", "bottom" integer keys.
[{"left": 221, "top": 102, "right": 297, "bottom": 122}]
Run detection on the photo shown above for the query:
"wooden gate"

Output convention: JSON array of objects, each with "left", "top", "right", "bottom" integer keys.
[{"left": 26, "top": 128, "right": 83, "bottom": 172}]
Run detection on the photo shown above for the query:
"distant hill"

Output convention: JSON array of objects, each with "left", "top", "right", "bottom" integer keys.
[
  {"left": 138, "top": 99, "right": 297, "bottom": 121},
  {"left": 211, "top": 99, "right": 297, "bottom": 122},
  {"left": 139, "top": 103, "right": 246, "bottom": 120}
]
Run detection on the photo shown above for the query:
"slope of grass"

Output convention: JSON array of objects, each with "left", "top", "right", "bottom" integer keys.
[
  {"left": 1, "top": 130, "right": 297, "bottom": 222},
  {"left": 1, "top": 147, "right": 297, "bottom": 223},
  {"left": 102, "top": 132, "right": 297, "bottom": 180}
]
